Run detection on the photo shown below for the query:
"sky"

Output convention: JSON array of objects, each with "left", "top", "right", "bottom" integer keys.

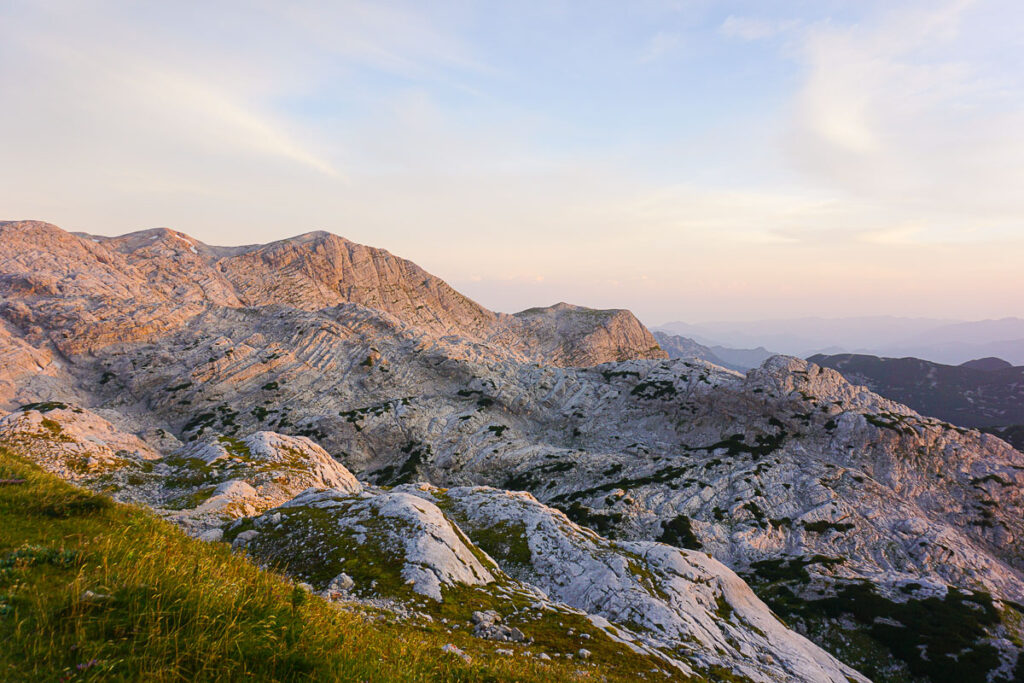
[{"left": 1, "top": 0, "right": 1022, "bottom": 325}]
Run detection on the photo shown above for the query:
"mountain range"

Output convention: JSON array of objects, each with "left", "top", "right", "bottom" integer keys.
[
  {"left": 657, "top": 317, "right": 1024, "bottom": 366},
  {"left": 810, "top": 353, "right": 1024, "bottom": 452},
  {"left": 2, "top": 220, "right": 1023, "bottom": 682},
  {"left": 653, "top": 330, "right": 776, "bottom": 371}
]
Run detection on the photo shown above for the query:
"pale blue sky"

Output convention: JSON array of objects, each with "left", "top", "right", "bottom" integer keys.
[{"left": 2, "top": 0, "right": 1022, "bottom": 323}]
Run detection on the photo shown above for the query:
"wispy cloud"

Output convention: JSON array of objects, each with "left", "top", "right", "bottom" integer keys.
[
  {"left": 637, "top": 31, "right": 682, "bottom": 63},
  {"left": 0, "top": 1, "right": 1021, "bottom": 322},
  {"left": 785, "top": 0, "right": 1024, "bottom": 232},
  {"left": 720, "top": 15, "right": 799, "bottom": 41}
]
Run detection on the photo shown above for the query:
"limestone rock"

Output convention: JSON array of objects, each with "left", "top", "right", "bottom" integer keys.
[
  {"left": 3, "top": 218, "right": 1023, "bottom": 680},
  {"left": 0, "top": 403, "right": 159, "bottom": 482},
  {"left": 241, "top": 488, "right": 498, "bottom": 601},
  {"left": 494, "top": 302, "right": 666, "bottom": 366},
  {"left": 409, "top": 484, "right": 865, "bottom": 683},
  {"left": 0, "top": 221, "right": 663, "bottom": 368}
]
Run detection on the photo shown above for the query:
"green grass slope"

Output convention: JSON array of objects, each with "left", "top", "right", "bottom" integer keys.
[{"left": 0, "top": 447, "right": 627, "bottom": 682}]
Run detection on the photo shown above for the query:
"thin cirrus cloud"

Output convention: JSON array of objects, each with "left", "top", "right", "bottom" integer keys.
[
  {"left": 0, "top": 0, "right": 1021, "bottom": 322},
  {"left": 785, "top": 0, "right": 1024, "bottom": 229},
  {"left": 637, "top": 31, "right": 684, "bottom": 63},
  {"left": 720, "top": 15, "right": 800, "bottom": 41}
]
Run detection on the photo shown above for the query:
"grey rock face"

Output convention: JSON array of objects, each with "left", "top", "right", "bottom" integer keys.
[
  {"left": 0, "top": 220, "right": 664, "bottom": 367},
  {"left": 0, "top": 399, "right": 863, "bottom": 681},
  {"left": 811, "top": 351, "right": 1024, "bottom": 451},
  {"left": 1, "top": 219, "right": 1022, "bottom": 680}
]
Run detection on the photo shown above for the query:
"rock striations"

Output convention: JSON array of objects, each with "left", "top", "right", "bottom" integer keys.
[
  {"left": 811, "top": 352, "right": 1024, "bottom": 451},
  {"left": 0, "top": 220, "right": 663, "bottom": 367},
  {"left": 1, "top": 219, "right": 1022, "bottom": 682}
]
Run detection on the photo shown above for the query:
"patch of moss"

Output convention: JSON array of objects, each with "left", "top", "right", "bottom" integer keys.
[
  {"left": 164, "top": 486, "right": 218, "bottom": 511},
  {"left": 742, "top": 502, "right": 765, "bottom": 525},
  {"left": 162, "top": 456, "right": 216, "bottom": 489},
  {"left": 460, "top": 520, "right": 533, "bottom": 569},
  {"left": 504, "top": 461, "right": 574, "bottom": 491},
  {"left": 706, "top": 431, "right": 786, "bottom": 460},
  {"left": 602, "top": 463, "right": 624, "bottom": 477},
  {"left": 714, "top": 593, "right": 735, "bottom": 621},
  {"left": 657, "top": 514, "right": 702, "bottom": 550},
  {"left": 244, "top": 501, "right": 421, "bottom": 598},
  {"left": 19, "top": 401, "right": 70, "bottom": 413},
  {"left": 217, "top": 435, "right": 253, "bottom": 459},
  {"left": 746, "top": 555, "right": 844, "bottom": 584},
  {"left": 372, "top": 441, "right": 432, "bottom": 486},
  {"left": 864, "top": 412, "right": 916, "bottom": 436},
  {"left": 600, "top": 369, "right": 641, "bottom": 382},
  {"left": 39, "top": 418, "right": 64, "bottom": 438},
  {"left": 630, "top": 380, "right": 678, "bottom": 400},
  {"left": 182, "top": 412, "right": 216, "bottom": 439},
  {"left": 558, "top": 464, "right": 691, "bottom": 501},
  {"left": 339, "top": 399, "right": 409, "bottom": 431},
  {"left": 557, "top": 502, "right": 623, "bottom": 538},
  {"left": 970, "top": 473, "right": 1010, "bottom": 487},
  {"left": 801, "top": 519, "right": 855, "bottom": 533}
]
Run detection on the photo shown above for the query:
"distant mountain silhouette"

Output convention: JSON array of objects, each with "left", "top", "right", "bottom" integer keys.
[
  {"left": 960, "top": 357, "right": 1014, "bottom": 372},
  {"left": 810, "top": 352, "right": 1024, "bottom": 450},
  {"left": 652, "top": 331, "right": 774, "bottom": 371},
  {"left": 657, "top": 317, "right": 1024, "bottom": 365}
]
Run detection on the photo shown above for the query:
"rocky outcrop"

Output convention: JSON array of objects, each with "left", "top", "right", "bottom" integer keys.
[
  {"left": 0, "top": 221, "right": 662, "bottom": 367},
  {"left": 0, "top": 221, "right": 207, "bottom": 356},
  {"left": 496, "top": 303, "right": 666, "bottom": 366},
  {"left": 0, "top": 321, "right": 65, "bottom": 406},
  {"left": 412, "top": 485, "right": 865, "bottom": 682},
  {"left": 243, "top": 487, "right": 500, "bottom": 601},
  {"left": 0, "top": 403, "right": 160, "bottom": 481},
  {"left": 215, "top": 231, "right": 499, "bottom": 337},
  {"left": 2, "top": 403, "right": 861, "bottom": 681},
  {"left": 0, "top": 405, "right": 360, "bottom": 526},
  {"left": 163, "top": 431, "right": 362, "bottom": 524},
  {"left": 95, "top": 228, "right": 245, "bottom": 307},
  {"left": 2, "top": 218, "right": 1023, "bottom": 680}
]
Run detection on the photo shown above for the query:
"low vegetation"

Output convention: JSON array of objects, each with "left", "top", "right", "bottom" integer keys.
[
  {"left": 0, "top": 447, "right": 638, "bottom": 682},
  {"left": 657, "top": 514, "right": 702, "bottom": 550},
  {"left": 744, "top": 558, "right": 1021, "bottom": 683}
]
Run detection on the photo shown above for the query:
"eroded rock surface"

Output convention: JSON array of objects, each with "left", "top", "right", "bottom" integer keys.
[
  {"left": 2, "top": 219, "right": 1023, "bottom": 681},
  {"left": 0, "top": 403, "right": 159, "bottom": 481},
  {"left": 0, "top": 220, "right": 663, "bottom": 366}
]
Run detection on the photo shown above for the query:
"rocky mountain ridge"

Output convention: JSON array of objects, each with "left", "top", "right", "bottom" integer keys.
[
  {"left": 654, "top": 330, "right": 775, "bottom": 371},
  {"left": 0, "top": 403, "right": 864, "bottom": 682},
  {"left": 811, "top": 352, "right": 1024, "bottom": 451},
  {"left": 0, "top": 220, "right": 663, "bottom": 368},
  {"left": 2, "top": 219, "right": 1023, "bottom": 681}
]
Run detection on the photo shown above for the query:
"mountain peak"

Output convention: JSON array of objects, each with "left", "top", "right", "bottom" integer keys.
[
  {"left": 960, "top": 357, "right": 1013, "bottom": 372},
  {"left": 0, "top": 220, "right": 664, "bottom": 367}
]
